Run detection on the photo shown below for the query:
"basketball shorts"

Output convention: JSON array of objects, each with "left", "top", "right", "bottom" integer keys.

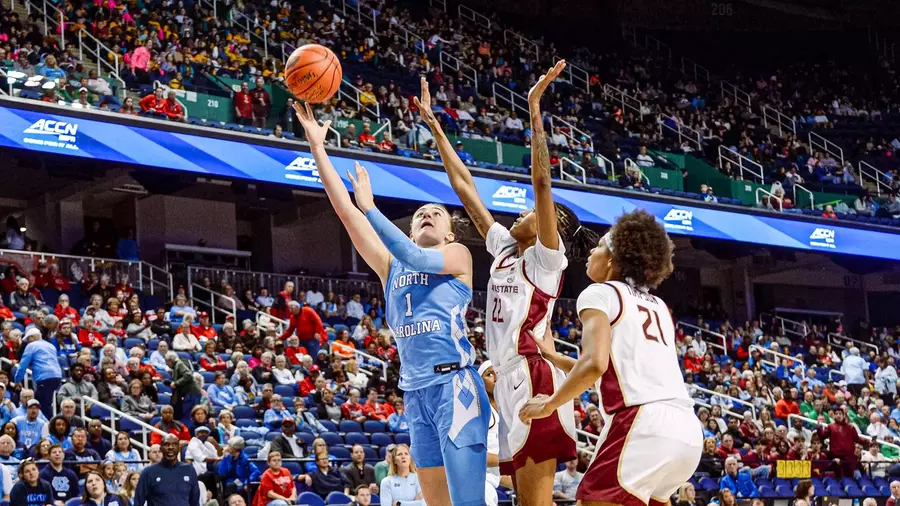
[
  {"left": 405, "top": 366, "right": 491, "bottom": 506},
  {"left": 578, "top": 400, "right": 703, "bottom": 505},
  {"left": 497, "top": 355, "right": 577, "bottom": 475}
]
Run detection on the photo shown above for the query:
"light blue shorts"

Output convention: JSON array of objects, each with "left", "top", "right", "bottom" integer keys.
[{"left": 405, "top": 366, "right": 490, "bottom": 506}]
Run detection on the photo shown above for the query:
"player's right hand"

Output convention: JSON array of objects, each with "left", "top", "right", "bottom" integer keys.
[
  {"left": 519, "top": 393, "right": 553, "bottom": 424},
  {"left": 293, "top": 102, "right": 331, "bottom": 149},
  {"left": 413, "top": 77, "right": 439, "bottom": 127},
  {"left": 530, "top": 327, "right": 557, "bottom": 358}
]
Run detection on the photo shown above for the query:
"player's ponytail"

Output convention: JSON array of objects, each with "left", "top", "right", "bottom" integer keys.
[{"left": 555, "top": 202, "right": 598, "bottom": 261}]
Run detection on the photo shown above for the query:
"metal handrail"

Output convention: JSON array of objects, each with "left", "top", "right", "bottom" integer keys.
[
  {"left": 602, "top": 84, "right": 645, "bottom": 117},
  {"left": 38, "top": 0, "right": 66, "bottom": 50},
  {"left": 793, "top": 183, "right": 815, "bottom": 210},
  {"left": 676, "top": 321, "right": 727, "bottom": 353},
  {"left": 761, "top": 104, "right": 796, "bottom": 137},
  {"left": 256, "top": 311, "right": 288, "bottom": 336},
  {"left": 0, "top": 357, "right": 30, "bottom": 390},
  {"left": 79, "top": 396, "right": 169, "bottom": 454},
  {"left": 658, "top": 114, "right": 702, "bottom": 152},
  {"left": 772, "top": 315, "right": 807, "bottom": 338},
  {"left": 827, "top": 332, "right": 879, "bottom": 355},
  {"left": 76, "top": 29, "right": 126, "bottom": 100},
  {"left": 429, "top": 0, "right": 447, "bottom": 12},
  {"left": 139, "top": 262, "right": 174, "bottom": 301},
  {"left": 503, "top": 29, "right": 539, "bottom": 61},
  {"left": 186, "top": 266, "right": 382, "bottom": 302},
  {"left": 643, "top": 35, "right": 672, "bottom": 65},
  {"left": 756, "top": 187, "right": 784, "bottom": 212},
  {"left": 438, "top": 52, "right": 478, "bottom": 93},
  {"left": 829, "top": 369, "right": 844, "bottom": 381},
  {"left": 719, "top": 145, "right": 764, "bottom": 182},
  {"left": 559, "top": 157, "right": 587, "bottom": 184},
  {"left": 548, "top": 115, "right": 594, "bottom": 154},
  {"left": 788, "top": 413, "right": 900, "bottom": 451},
  {"left": 749, "top": 344, "right": 805, "bottom": 374},
  {"left": 720, "top": 80, "right": 751, "bottom": 109},
  {"left": 351, "top": 348, "right": 387, "bottom": 382},
  {"left": 563, "top": 63, "right": 590, "bottom": 93},
  {"left": 680, "top": 57, "right": 710, "bottom": 84},
  {"left": 458, "top": 4, "right": 490, "bottom": 29},
  {"left": 491, "top": 82, "right": 529, "bottom": 119},
  {"left": 689, "top": 385, "right": 757, "bottom": 418},
  {"left": 338, "top": 80, "right": 379, "bottom": 119},
  {"left": 189, "top": 283, "right": 235, "bottom": 325},
  {"left": 554, "top": 338, "right": 580, "bottom": 358},
  {"left": 858, "top": 160, "right": 892, "bottom": 196},
  {"left": 809, "top": 132, "right": 845, "bottom": 166},
  {"left": 694, "top": 399, "right": 745, "bottom": 421},
  {"left": 346, "top": 0, "right": 378, "bottom": 34}
]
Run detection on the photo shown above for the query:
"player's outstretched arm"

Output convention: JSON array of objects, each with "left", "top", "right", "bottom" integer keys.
[
  {"left": 414, "top": 77, "right": 494, "bottom": 239},
  {"left": 519, "top": 308, "right": 611, "bottom": 424},
  {"left": 294, "top": 102, "right": 391, "bottom": 283},
  {"left": 346, "top": 162, "right": 473, "bottom": 280},
  {"left": 528, "top": 60, "right": 566, "bottom": 251}
]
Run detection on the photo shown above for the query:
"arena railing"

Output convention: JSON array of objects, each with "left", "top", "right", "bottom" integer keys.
[
  {"left": 503, "top": 29, "right": 540, "bottom": 62},
  {"left": 756, "top": 187, "right": 784, "bottom": 212},
  {"left": 338, "top": 79, "right": 380, "bottom": 119},
  {"left": 793, "top": 184, "right": 815, "bottom": 210},
  {"left": 560, "top": 157, "right": 588, "bottom": 185},
  {"left": 675, "top": 321, "right": 727, "bottom": 354},
  {"left": 689, "top": 385, "right": 757, "bottom": 419},
  {"left": 186, "top": 266, "right": 383, "bottom": 304},
  {"left": 827, "top": 332, "right": 879, "bottom": 355},
  {"left": 658, "top": 114, "right": 703, "bottom": 153},
  {"left": 788, "top": 413, "right": 900, "bottom": 452},
  {"left": 548, "top": 115, "right": 595, "bottom": 155},
  {"left": 602, "top": 84, "right": 645, "bottom": 118},
  {"left": 0, "top": 357, "right": 31, "bottom": 390},
  {"left": 256, "top": 311, "right": 288, "bottom": 336},
  {"left": 575, "top": 429, "right": 599, "bottom": 455},
  {"left": 749, "top": 344, "right": 806, "bottom": 375},
  {"left": 0, "top": 248, "right": 173, "bottom": 301},
  {"left": 189, "top": 283, "right": 235, "bottom": 325},
  {"left": 429, "top": 0, "right": 447, "bottom": 12},
  {"left": 439, "top": 52, "right": 479, "bottom": 94},
  {"left": 457, "top": 4, "right": 491, "bottom": 30},
  {"left": 769, "top": 314, "right": 808, "bottom": 339},
  {"left": 761, "top": 104, "right": 797, "bottom": 137},
  {"left": 79, "top": 396, "right": 169, "bottom": 454},
  {"left": 718, "top": 145, "right": 764, "bottom": 183},
  {"left": 809, "top": 131, "right": 845, "bottom": 166},
  {"left": 858, "top": 160, "right": 893, "bottom": 196},
  {"left": 720, "top": 80, "right": 751, "bottom": 109},
  {"left": 680, "top": 57, "right": 711, "bottom": 85},
  {"left": 491, "top": 82, "right": 530, "bottom": 120},
  {"left": 323, "top": 341, "right": 388, "bottom": 382}
]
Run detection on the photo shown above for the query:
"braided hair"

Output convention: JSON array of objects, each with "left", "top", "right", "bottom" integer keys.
[{"left": 554, "top": 202, "right": 599, "bottom": 261}]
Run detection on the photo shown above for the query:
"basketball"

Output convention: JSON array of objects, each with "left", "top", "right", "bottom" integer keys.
[{"left": 284, "top": 44, "right": 342, "bottom": 104}]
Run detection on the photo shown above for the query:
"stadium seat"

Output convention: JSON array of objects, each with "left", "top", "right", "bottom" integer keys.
[
  {"left": 395, "top": 433, "right": 410, "bottom": 445},
  {"left": 322, "top": 433, "right": 343, "bottom": 447},
  {"left": 339, "top": 421, "right": 363, "bottom": 433},
  {"left": 698, "top": 477, "right": 718, "bottom": 492},
  {"left": 236, "top": 419, "right": 258, "bottom": 428},
  {"left": 298, "top": 492, "right": 326, "bottom": 506},
  {"left": 330, "top": 446, "right": 351, "bottom": 460},
  {"left": 775, "top": 484, "right": 793, "bottom": 498},
  {"left": 298, "top": 432, "right": 316, "bottom": 445},
  {"left": 274, "top": 385, "right": 295, "bottom": 397},
  {"left": 327, "top": 492, "right": 353, "bottom": 505},
  {"left": 320, "top": 420, "right": 338, "bottom": 432},
  {"left": 370, "top": 433, "right": 393, "bottom": 447},
  {"left": 364, "top": 421, "right": 386, "bottom": 433},
  {"left": 283, "top": 462, "right": 304, "bottom": 476},
  {"left": 345, "top": 433, "right": 369, "bottom": 446},
  {"left": 158, "top": 393, "right": 171, "bottom": 405},
  {"left": 233, "top": 406, "right": 256, "bottom": 420}
]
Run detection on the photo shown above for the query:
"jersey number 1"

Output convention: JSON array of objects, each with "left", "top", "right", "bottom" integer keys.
[
  {"left": 637, "top": 305, "right": 666, "bottom": 345},
  {"left": 404, "top": 293, "right": 413, "bottom": 317}
]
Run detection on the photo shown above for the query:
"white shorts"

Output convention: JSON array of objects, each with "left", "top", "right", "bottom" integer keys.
[
  {"left": 578, "top": 400, "right": 703, "bottom": 505},
  {"left": 496, "top": 355, "right": 577, "bottom": 474}
]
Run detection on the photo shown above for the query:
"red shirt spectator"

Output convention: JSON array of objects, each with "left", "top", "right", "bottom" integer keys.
[
  {"left": 78, "top": 326, "right": 106, "bottom": 348},
  {"left": 150, "top": 417, "right": 190, "bottom": 445},
  {"left": 192, "top": 314, "right": 218, "bottom": 341},
  {"left": 378, "top": 135, "right": 396, "bottom": 153},
  {"left": 358, "top": 125, "right": 377, "bottom": 148},
  {"left": 254, "top": 465, "right": 295, "bottom": 506},
  {"left": 54, "top": 303, "right": 80, "bottom": 326},
  {"left": 234, "top": 82, "right": 253, "bottom": 122},
  {"left": 248, "top": 77, "right": 270, "bottom": 127},
  {"left": 683, "top": 351, "right": 701, "bottom": 373},
  {"left": 279, "top": 303, "right": 326, "bottom": 345},
  {"left": 716, "top": 434, "right": 740, "bottom": 459},
  {"left": 298, "top": 367, "right": 320, "bottom": 397},
  {"left": 270, "top": 282, "right": 294, "bottom": 320},
  {"left": 199, "top": 342, "right": 227, "bottom": 372},
  {"left": 139, "top": 89, "right": 166, "bottom": 113},
  {"left": 362, "top": 390, "right": 389, "bottom": 421},
  {"left": 817, "top": 411, "right": 865, "bottom": 457},
  {"left": 163, "top": 92, "right": 185, "bottom": 121},
  {"left": 285, "top": 343, "right": 308, "bottom": 366},
  {"left": 342, "top": 397, "right": 367, "bottom": 422},
  {"left": 775, "top": 396, "right": 800, "bottom": 420}
]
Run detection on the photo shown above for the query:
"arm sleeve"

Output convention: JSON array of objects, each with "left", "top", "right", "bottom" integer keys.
[
  {"left": 485, "top": 222, "right": 516, "bottom": 258},
  {"left": 14, "top": 347, "right": 31, "bottom": 383},
  {"left": 379, "top": 477, "right": 392, "bottom": 505},
  {"left": 1, "top": 465, "right": 10, "bottom": 498},
  {"left": 576, "top": 283, "right": 622, "bottom": 323},
  {"left": 190, "top": 474, "right": 201, "bottom": 506},
  {"left": 365, "top": 208, "right": 445, "bottom": 273}
]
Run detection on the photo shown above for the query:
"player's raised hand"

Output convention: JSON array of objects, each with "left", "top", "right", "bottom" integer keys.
[
  {"left": 413, "top": 76, "right": 439, "bottom": 127},
  {"left": 294, "top": 102, "right": 332, "bottom": 149},
  {"left": 530, "top": 325, "right": 558, "bottom": 359},
  {"left": 519, "top": 394, "right": 553, "bottom": 424},
  {"left": 528, "top": 59, "right": 566, "bottom": 105},
  {"left": 347, "top": 161, "right": 376, "bottom": 213}
]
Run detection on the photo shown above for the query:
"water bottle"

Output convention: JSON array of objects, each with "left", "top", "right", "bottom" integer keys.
[{"left": 853, "top": 498, "right": 860, "bottom": 506}]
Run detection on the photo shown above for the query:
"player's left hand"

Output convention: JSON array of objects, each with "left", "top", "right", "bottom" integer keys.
[
  {"left": 347, "top": 161, "right": 376, "bottom": 213},
  {"left": 519, "top": 393, "right": 553, "bottom": 424},
  {"left": 527, "top": 59, "right": 566, "bottom": 105}
]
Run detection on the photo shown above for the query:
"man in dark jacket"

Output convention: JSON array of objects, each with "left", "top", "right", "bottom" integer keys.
[
  {"left": 269, "top": 418, "right": 306, "bottom": 458},
  {"left": 166, "top": 351, "right": 202, "bottom": 422},
  {"left": 135, "top": 434, "right": 200, "bottom": 506},
  {"left": 341, "top": 444, "right": 378, "bottom": 496}
]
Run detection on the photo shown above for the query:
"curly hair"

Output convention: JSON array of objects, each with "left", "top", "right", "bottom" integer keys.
[
  {"left": 609, "top": 210, "right": 674, "bottom": 288},
  {"left": 555, "top": 202, "right": 599, "bottom": 261}
]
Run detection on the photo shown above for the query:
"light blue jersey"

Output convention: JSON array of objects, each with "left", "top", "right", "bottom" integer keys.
[{"left": 385, "top": 259, "right": 474, "bottom": 391}]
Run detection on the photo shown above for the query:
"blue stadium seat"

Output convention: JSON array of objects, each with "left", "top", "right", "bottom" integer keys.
[
  {"left": 362, "top": 446, "right": 377, "bottom": 460},
  {"left": 364, "top": 421, "right": 386, "bottom": 433},
  {"left": 330, "top": 446, "right": 351, "bottom": 460},
  {"left": 233, "top": 406, "right": 256, "bottom": 420},
  {"left": 299, "top": 492, "right": 326, "bottom": 506},
  {"left": 236, "top": 419, "right": 258, "bottom": 428},
  {"left": 123, "top": 338, "right": 144, "bottom": 350},
  {"left": 339, "top": 421, "right": 363, "bottom": 433},
  {"left": 274, "top": 385, "right": 295, "bottom": 397},
  {"left": 201, "top": 372, "right": 215, "bottom": 384},
  {"left": 327, "top": 492, "right": 353, "bottom": 505},
  {"left": 825, "top": 483, "right": 845, "bottom": 497},
  {"left": 758, "top": 485, "right": 776, "bottom": 498},
  {"left": 394, "top": 433, "right": 410, "bottom": 445},
  {"left": 775, "top": 484, "right": 793, "bottom": 498},
  {"left": 345, "top": 433, "right": 368, "bottom": 446},
  {"left": 119, "top": 418, "right": 142, "bottom": 432},
  {"left": 861, "top": 485, "right": 880, "bottom": 497},
  {"left": 265, "top": 431, "right": 281, "bottom": 441},
  {"left": 322, "top": 433, "right": 343, "bottom": 447},
  {"left": 157, "top": 393, "right": 171, "bottom": 405},
  {"left": 698, "top": 477, "right": 718, "bottom": 492},
  {"left": 320, "top": 420, "right": 338, "bottom": 432},
  {"left": 298, "top": 432, "right": 316, "bottom": 445},
  {"left": 283, "top": 462, "right": 304, "bottom": 476},
  {"left": 370, "top": 433, "right": 393, "bottom": 447},
  {"left": 90, "top": 404, "right": 111, "bottom": 418}
]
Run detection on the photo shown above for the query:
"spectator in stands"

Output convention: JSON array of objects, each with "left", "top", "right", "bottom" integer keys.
[
  {"left": 269, "top": 417, "right": 306, "bottom": 459},
  {"left": 160, "top": 90, "right": 186, "bottom": 122},
  {"left": 96, "top": 367, "right": 127, "bottom": 407},
  {"left": 66, "top": 427, "right": 101, "bottom": 479},
  {"left": 822, "top": 204, "right": 838, "bottom": 219},
  {"left": 379, "top": 445, "right": 422, "bottom": 506},
  {"left": 818, "top": 408, "right": 865, "bottom": 478},
  {"left": 636, "top": 146, "right": 654, "bottom": 167},
  {"left": 454, "top": 141, "right": 476, "bottom": 166},
  {"left": 250, "top": 78, "right": 271, "bottom": 129},
  {"left": 255, "top": 451, "right": 297, "bottom": 506},
  {"left": 774, "top": 388, "right": 800, "bottom": 421},
  {"left": 139, "top": 88, "right": 166, "bottom": 115},
  {"left": 256, "top": 288, "right": 274, "bottom": 310},
  {"left": 253, "top": 352, "right": 275, "bottom": 385},
  {"left": 342, "top": 444, "right": 378, "bottom": 496},
  {"left": 842, "top": 347, "right": 869, "bottom": 396},
  {"left": 41, "top": 444, "right": 79, "bottom": 504},
  {"left": 386, "top": 399, "right": 408, "bottom": 433},
  {"left": 135, "top": 434, "right": 200, "bottom": 506},
  {"left": 307, "top": 449, "right": 348, "bottom": 499},
  {"left": 342, "top": 389, "right": 367, "bottom": 424},
  {"left": 151, "top": 308, "right": 174, "bottom": 343},
  {"left": 186, "top": 425, "right": 221, "bottom": 499},
  {"left": 279, "top": 301, "right": 325, "bottom": 358},
  {"left": 217, "top": 285, "right": 245, "bottom": 314},
  {"left": 876, "top": 358, "right": 899, "bottom": 404},
  {"left": 263, "top": 395, "right": 292, "bottom": 429},
  {"left": 271, "top": 356, "right": 296, "bottom": 388},
  {"left": 16, "top": 327, "right": 61, "bottom": 420},
  {"left": 106, "top": 431, "right": 142, "bottom": 473},
  {"left": 166, "top": 351, "right": 202, "bottom": 421},
  {"left": 12, "top": 398, "right": 43, "bottom": 449},
  {"left": 9, "top": 278, "right": 39, "bottom": 313},
  {"left": 553, "top": 459, "right": 583, "bottom": 501},
  {"left": 10, "top": 459, "right": 53, "bottom": 506},
  {"left": 218, "top": 435, "right": 251, "bottom": 500},
  {"left": 53, "top": 294, "right": 80, "bottom": 326},
  {"left": 719, "top": 456, "right": 758, "bottom": 498},
  {"left": 794, "top": 479, "right": 815, "bottom": 506},
  {"left": 84, "top": 420, "right": 111, "bottom": 458},
  {"left": 169, "top": 294, "right": 197, "bottom": 323},
  {"left": 209, "top": 372, "right": 238, "bottom": 410},
  {"left": 120, "top": 378, "right": 155, "bottom": 423},
  {"left": 234, "top": 82, "right": 253, "bottom": 127},
  {"left": 362, "top": 388, "right": 390, "bottom": 421},
  {"left": 199, "top": 341, "right": 226, "bottom": 372},
  {"left": 173, "top": 322, "right": 201, "bottom": 352},
  {"left": 318, "top": 388, "right": 342, "bottom": 424},
  {"left": 269, "top": 281, "right": 294, "bottom": 321},
  {"left": 150, "top": 405, "right": 190, "bottom": 446}
]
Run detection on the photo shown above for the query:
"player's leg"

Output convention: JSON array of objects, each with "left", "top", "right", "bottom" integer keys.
[
  {"left": 514, "top": 458, "right": 556, "bottom": 506},
  {"left": 405, "top": 388, "right": 452, "bottom": 506},
  {"left": 437, "top": 368, "right": 492, "bottom": 506}
]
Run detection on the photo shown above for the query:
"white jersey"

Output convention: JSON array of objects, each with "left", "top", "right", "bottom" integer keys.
[
  {"left": 576, "top": 280, "right": 692, "bottom": 418},
  {"left": 485, "top": 222, "right": 567, "bottom": 367}
]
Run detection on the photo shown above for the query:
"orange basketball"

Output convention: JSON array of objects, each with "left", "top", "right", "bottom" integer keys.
[{"left": 284, "top": 44, "right": 342, "bottom": 104}]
